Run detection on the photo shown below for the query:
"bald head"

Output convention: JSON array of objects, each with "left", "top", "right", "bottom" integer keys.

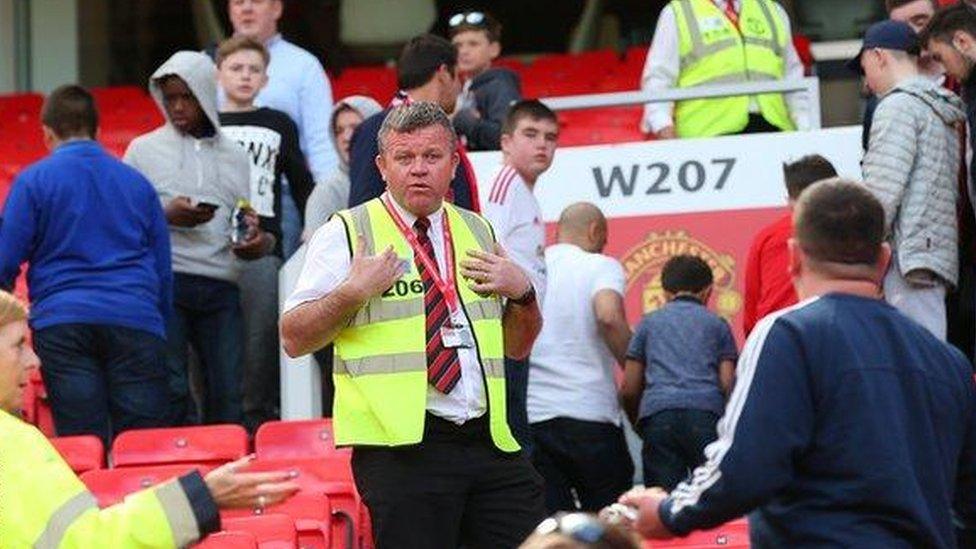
[{"left": 558, "top": 202, "right": 608, "bottom": 253}]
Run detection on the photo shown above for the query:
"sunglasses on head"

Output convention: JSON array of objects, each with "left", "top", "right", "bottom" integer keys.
[
  {"left": 449, "top": 11, "right": 486, "bottom": 28},
  {"left": 534, "top": 513, "right": 608, "bottom": 544}
]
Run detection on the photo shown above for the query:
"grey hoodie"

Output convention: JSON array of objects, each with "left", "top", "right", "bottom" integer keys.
[
  {"left": 862, "top": 76, "right": 966, "bottom": 287},
  {"left": 124, "top": 51, "right": 251, "bottom": 283},
  {"left": 302, "top": 95, "right": 383, "bottom": 238}
]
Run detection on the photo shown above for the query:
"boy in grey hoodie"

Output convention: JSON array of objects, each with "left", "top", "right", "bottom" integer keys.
[
  {"left": 853, "top": 21, "right": 965, "bottom": 340},
  {"left": 125, "top": 51, "right": 272, "bottom": 425}
]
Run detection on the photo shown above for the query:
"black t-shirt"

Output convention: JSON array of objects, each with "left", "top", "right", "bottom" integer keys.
[{"left": 219, "top": 107, "right": 315, "bottom": 258}]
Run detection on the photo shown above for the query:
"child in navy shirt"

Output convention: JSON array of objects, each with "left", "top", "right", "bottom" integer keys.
[{"left": 621, "top": 255, "right": 737, "bottom": 490}]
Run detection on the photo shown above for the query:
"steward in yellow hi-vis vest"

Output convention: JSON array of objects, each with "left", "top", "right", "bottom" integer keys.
[
  {"left": 280, "top": 101, "right": 546, "bottom": 548},
  {"left": 672, "top": 0, "right": 796, "bottom": 137},
  {"left": 0, "top": 409, "right": 218, "bottom": 548},
  {"left": 331, "top": 197, "right": 518, "bottom": 451}
]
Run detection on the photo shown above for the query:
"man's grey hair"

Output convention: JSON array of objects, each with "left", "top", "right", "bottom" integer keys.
[{"left": 377, "top": 102, "right": 457, "bottom": 153}]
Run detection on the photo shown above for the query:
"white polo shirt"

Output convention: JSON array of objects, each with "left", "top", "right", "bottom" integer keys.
[
  {"left": 528, "top": 243, "right": 627, "bottom": 425},
  {"left": 284, "top": 194, "right": 487, "bottom": 424},
  {"left": 481, "top": 164, "right": 547, "bottom": 304}
]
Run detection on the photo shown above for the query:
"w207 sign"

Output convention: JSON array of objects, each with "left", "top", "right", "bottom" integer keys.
[{"left": 593, "top": 158, "right": 736, "bottom": 198}]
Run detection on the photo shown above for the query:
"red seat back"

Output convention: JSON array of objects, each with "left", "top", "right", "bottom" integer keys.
[
  {"left": 194, "top": 531, "right": 259, "bottom": 548},
  {"left": 112, "top": 424, "right": 249, "bottom": 468},
  {"left": 645, "top": 518, "right": 749, "bottom": 548},
  {"left": 50, "top": 435, "right": 105, "bottom": 474},
  {"left": 255, "top": 419, "right": 345, "bottom": 460},
  {"left": 223, "top": 493, "right": 332, "bottom": 549},
  {"left": 222, "top": 514, "right": 298, "bottom": 549},
  {"left": 80, "top": 464, "right": 211, "bottom": 507}
]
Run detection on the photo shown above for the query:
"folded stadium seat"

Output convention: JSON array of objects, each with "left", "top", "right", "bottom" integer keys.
[
  {"left": 332, "top": 66, "right": 396, "bottom": 104},
  {"left": 792, "top": 34, "right": 815, "bottom": 76},
  {"left": 493, "top": 56, "right": 527, "bottom": 73},
  {"left": 223, "top": 493, "right": 333, "bottom": 549},
  {"left": 625, "top": 45, "right": 648, "bottom": 69},
  {"left": 50, "top": 435, "right": 106, "bottom": 474},
  {"left": 111, "top": 424, "right": 249, "bottom": 468},
  {"left": 80, "top": 464, "right": 213, "bottom": 507},
  {"left": 254, "top": 419, "right": 347, "bottom": 460},
  {"left": 0, "top": 93, "right": 47, "bottom": 165},
  {"left": 245, "top": 457, "right": 363, "bottom": 549},
  {"left": 222, "top": 514, "right": 298, "bottom": 549},
  {"left": 644, "top": 518, "right": 749, "bottom": 548},
  {"left": 193, "top": 531, "right": 259, "bottom": 549},
  {"left": 91, "top": 86, "right": 163, "bottom": 158}
]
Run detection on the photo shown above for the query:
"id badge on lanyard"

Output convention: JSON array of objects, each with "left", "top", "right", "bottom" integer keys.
[{"left": 381, "top": 194, "right": 474, "bottom": 349}]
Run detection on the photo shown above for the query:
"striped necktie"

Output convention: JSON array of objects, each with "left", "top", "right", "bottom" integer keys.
[{"left": 413, "top": 217, "right": 462, "bottom": 393}]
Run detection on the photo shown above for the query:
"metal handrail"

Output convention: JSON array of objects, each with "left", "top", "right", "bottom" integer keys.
[{"left": 540, "top": 76, "right": 822, "bottom": 129}]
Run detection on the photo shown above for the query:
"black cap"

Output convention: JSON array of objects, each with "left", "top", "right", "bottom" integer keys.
[{"left": 846, "top": 20, "right": 921, "bottom": 74}]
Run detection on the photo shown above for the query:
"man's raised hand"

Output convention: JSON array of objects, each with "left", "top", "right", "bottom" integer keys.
[{"left": 343, "top": 237, "right": 405, "bottom": 301}]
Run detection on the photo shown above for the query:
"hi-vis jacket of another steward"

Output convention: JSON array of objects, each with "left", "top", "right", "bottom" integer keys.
[{"left": 0, "top": 410, "right": 219, "bottom": 548}]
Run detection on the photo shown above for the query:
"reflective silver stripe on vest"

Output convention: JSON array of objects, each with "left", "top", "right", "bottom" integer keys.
[
  {"left": 678, "top": 0, "right": 782, "bottom": 66},
  {"left": 352, "top": 297, "right": 424, "bottom": 325},
  {"left": 155, "top": 479, "right": 202, "bottom": 548},
  {"left": 335, "top": 352, "right": 429, "bottom": 375},
  {"left": 33, "top": 491, "right": 98, "bottom": 548},
  {"left": 483, "top": 357, "right": 505, "bottom": 378},
  {"left": 344, "top": 204, "right": 375, "bottom": 256},
  {"left": 466, "top": 299, "right": 502, "bottom": 322}
]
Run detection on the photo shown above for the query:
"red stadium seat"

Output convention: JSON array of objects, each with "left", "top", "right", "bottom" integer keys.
[
  {"left": 332, "top": 66, "right": 395, "bottom": 104},
  {"left": 50, "top": 435, "right": 105, "bottom": 474},
  {"left": 91, "top": 86, "right": 163, "bottom": 158},
  {"left": 194, "top": 531, "right": 259, "bottom": 548},
  {"left": 0, "top": 93, "right": 45, "bottom": 165},
  {"left": 81, "top": 464, "right": 212, "bottom": 507},
  {"left": 245, "top": 457, "right": 363, "bottom": 549},
  {"left": 644, "top": 518, "right": 749, "bottom": 548},
  {"left": 254, "top": 419, "right": 346, "bottom": 460},
  {"left": 222, "top": 514, "right": 298, "bottom": 549},
  {"left": 25, "top": 369, "right": 56, "bottom": 437},
  {"left": 111, "top": 424, "right": 249, "bottom": 468},
  {"left": 224, "top": 493, "right": 332, "bottom": 549}
]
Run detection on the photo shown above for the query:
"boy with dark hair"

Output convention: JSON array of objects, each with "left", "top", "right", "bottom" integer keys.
[
  {"left": 0, "top": 85, "right": 173, "bottom": 445},
  {"left": 621, "top": 255, "right": 737, "bottom": 491},
  {"left": 347, "top": 33, "right": 480, "bottom": 211},
  {"left": 217, "top": 35, "right": 316, "bottom": 430},
  {"left": 125, "top": 51, "right": 271, "bottom": 426},
  {"left": 484, "top": 99, "right": 559, "bottom": 452},
  {"left": 743, "top": 154, "right": 837, "bottom": 335},
  {"left": 448, "top": 11, "right": 521, "bottom": 151}
]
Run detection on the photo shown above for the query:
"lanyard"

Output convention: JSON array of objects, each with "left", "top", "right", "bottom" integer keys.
[
  {"left": 715, "top": 0, "right": 739, "bottom": 29},
  {"left": 381, "top": 194, "right": 461, "bottom": 313}
]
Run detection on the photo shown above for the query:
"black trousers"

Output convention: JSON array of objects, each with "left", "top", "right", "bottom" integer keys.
[
  {"left": 351, "top": 413, "right": 546, "bottom": 549},
  {"left": 531, "top": 418, "right": 634, "bottom": 513},
  {"left": 739, "top": 113, "right": 781, "bottom": 135}
]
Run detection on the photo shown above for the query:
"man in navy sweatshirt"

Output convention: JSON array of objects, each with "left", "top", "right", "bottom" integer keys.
[
  {"left": 620, "top": 179, "right": 976, "bottom": 547},
  {"left": 0, "top": 85, "right": 173, "bottom": 445}
]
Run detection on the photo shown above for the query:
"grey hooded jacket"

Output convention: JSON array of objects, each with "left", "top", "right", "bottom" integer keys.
[
  {"left": 124, "top": 51, "right": 251, "bottom": 283},
  {"left": 862, "top": 76, "right": 965, "bottom": 287}
]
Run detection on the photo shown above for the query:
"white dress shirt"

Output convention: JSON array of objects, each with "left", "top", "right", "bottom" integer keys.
[
  {"left": 640, "top": 0, "right": 809, "bottom": 134},
  {"left": 285, "top": 194, "right": 488, "bottom": 424}
]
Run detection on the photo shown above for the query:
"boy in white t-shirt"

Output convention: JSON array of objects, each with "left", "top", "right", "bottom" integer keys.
[
  {"left": 528, "top": 203, "right": 635, "bottom": 513},
  {"left": 482, "top": 99, "right": 558, "bottom": 453}
]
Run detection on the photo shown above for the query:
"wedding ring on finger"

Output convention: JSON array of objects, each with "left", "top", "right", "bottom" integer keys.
[{"left": 257, "top": 494, "right": 267, "bottom": 510}]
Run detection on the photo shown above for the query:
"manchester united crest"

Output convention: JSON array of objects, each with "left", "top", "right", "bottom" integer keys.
[{"left": 621, "top": 230, "right": 742, "bottom": 321}]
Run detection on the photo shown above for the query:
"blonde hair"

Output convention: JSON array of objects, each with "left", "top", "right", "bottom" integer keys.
[{"left": 0, "top": 291, "right": 27, "bottom": 326}]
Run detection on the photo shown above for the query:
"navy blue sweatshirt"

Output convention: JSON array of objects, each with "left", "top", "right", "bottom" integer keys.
[
  {"left": 659, "top": 293, "right": 976, "bottom": 548},
  {"left": 347, "top": 108, "right": 476, "bottom": 211},
  {"left": 0, "top": 141, "right": 172, "bottom": 337}
]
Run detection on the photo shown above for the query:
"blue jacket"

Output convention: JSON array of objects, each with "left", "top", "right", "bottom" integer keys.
[
  {"left": 347, "top": 108, "right": 476, "bottom": 210},
  {"left": 659, "top": 293, "right": 976, "bottom": 548},
  {"left": 0, "top": 140, "right": 172, "bottom": 337}
]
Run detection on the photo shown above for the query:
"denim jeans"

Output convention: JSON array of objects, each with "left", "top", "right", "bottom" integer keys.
[
  {"left": 638, "top": 409, "right": 720, "bottom": 491},
  {"left": 33, "top": 323, "right": 170, "bottom": 446},
  {"left": 505, "top": 356, "right": 533, "bottom": 456},
  {"left": 167, "top": 273, "right": 244, "bottom": 425},
  {"left": 531, "top": 417, "right": 634, "bottom": 513}
]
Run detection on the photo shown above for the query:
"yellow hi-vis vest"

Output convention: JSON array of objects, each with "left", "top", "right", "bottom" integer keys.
[
  {"left": 673, "top": 0, "right": 796, "bottom": 138},
  {"left": 0, "top": 410, "right": 205, "bottom": 548},
  {"left": 332, "top": 198, "right": 519, "bottom": 452}
]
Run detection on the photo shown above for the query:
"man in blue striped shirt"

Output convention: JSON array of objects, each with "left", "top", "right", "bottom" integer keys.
[{"left": 621, "top": 179, "right": 976, "bottom": 547}]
